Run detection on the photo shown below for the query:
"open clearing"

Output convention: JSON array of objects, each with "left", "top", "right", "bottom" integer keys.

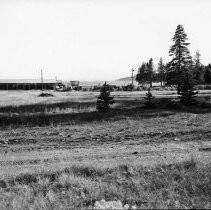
[
  {"left": 0, "top": 91, "right": 211, "bottom": 209},
  {"left": 0, "top": 89, "right": 211, "bottom": 107}
]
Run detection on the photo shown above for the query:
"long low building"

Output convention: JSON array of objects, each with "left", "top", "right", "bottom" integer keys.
[{"left": 0, "top": 79, "right": 61, "bottom": 90}]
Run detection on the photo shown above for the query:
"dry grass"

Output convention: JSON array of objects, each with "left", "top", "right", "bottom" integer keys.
[
  {"left": 0, "top": 159, "right": 210, "bottom": 209},
  {"left": 0, "top": 89, "right": 211, "bottom": 107},
  {"left": 0, "top": 91, "right": 211, "bottom": 209},
  {"left": 0, "top": 90, "right": 97, "bottom": 107},
  {"left": 0, "top": 108, "right": 210, "bottom": 210}
]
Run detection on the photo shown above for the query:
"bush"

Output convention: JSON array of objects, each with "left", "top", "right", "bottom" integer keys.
[
  {"left": 144, "top": 88, "right": 155, "bottom": 108},
  {"left": 38, "top": 93, "right": 54, "bottom": 97}
]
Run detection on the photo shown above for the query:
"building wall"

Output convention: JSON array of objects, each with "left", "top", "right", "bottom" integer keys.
[{"left": 0, "top": 83, "right": 56, "bottom": 90}]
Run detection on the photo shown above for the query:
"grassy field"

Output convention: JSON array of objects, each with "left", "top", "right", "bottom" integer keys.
[
  {"left": 0, "top": 90, "right": 211, "bottom": 209},
  {"left": 0, "top": 89, "right": 211, "bottom": 107}
]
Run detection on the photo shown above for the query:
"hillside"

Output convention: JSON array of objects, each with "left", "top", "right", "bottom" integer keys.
[{"left": 116, "top": 76, "right": 135, "bottom": 81}]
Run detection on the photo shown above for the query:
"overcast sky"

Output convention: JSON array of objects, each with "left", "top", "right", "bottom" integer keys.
[{"left": 0, "top": 0, "right": 211, "bottom": 81}]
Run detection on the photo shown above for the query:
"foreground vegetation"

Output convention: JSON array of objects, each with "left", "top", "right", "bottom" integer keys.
[
  {"left": 0, "top": 159, "right": 210, "bottom": 209},
  {"left": 0, "top": 106, "right": 210, "bottom": 209}
]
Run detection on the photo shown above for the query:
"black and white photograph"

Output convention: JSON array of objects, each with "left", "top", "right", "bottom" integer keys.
[{"left": 0, "top": 0, "right": 211, "bottom": 209}]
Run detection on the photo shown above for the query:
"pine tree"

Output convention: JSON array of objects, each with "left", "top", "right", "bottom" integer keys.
[
  {"left": 193, "top": 50, "right": 204, "bottom": 84},
  {"left": 136, "top": 59, "right": 154, "bottom": 87},
  {"left": 204, "top": 64, "right": 211, "bottom": 84},
  {"left": 96, "top": 82, "right": 114, "bottom": 112},
  {"left": 166, "top": 62, "right": 177, "bottom": 86},
  {"left": 168, "top": 25, "right": 192, "bottom": 92},
  {"left": 194, "top": 50, "right": 201, "bottom": 67},
  {"left": 145, "top": 88, "right": 155, "bottom": 107},
  {"left": 146, "top": 58, "right": 154, "bottom": 88},
  {"left": 157, "top": 58, "right": 165, "bottom": 87},
  {"left": 135, "top": 62, "right": 148, "bottom": 86},
  {"left": 179, "top": 70, "right": 198, "bottom": 105}
]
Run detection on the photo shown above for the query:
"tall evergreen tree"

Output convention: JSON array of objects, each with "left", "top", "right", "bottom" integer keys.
[
  {"left": 194, "top": 50, "right": 201, "bottom": 67},
  {"left": 146, "top": 58, "right": 154, "bottom": 88},
  {"left": 166, "top": 62, "right": 177, "bottom": 86},
  {"left": 168, "top": 25, "right": 192, "bottom": 92},
  {"left": 135, "top": 62, "right": 148, "bottom": 86},
  {"left": 157, "top": 57, "right": 165, "bottom": 87},
  {"left": 96, "top": 82, "right": 114, "bottom": 112},
  {"left": 193, "top": 50, "right": 204, "bottom": 84},
  {"left": 136, "top": 59, "right": 154, "bottom": 87},
  {"left": 204, "top": 64, "right": 211, "bottom": 84},
  {"left": 179, "top": 71, "right": 198, "bottom": 105}
]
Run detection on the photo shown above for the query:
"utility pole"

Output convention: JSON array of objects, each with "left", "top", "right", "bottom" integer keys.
[
  {"left": 41, "top": 69, "right": 43, "bottom": 91},
  {"left": 131, "top": 68, "right": 135, "bottom": 90},
  {"left": 55, "top": 76, "right": 57, "bottom": 91}
]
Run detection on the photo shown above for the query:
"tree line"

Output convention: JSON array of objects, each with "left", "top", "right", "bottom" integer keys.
[
  {"left": 97, "top": 24, "right": 211, "bottom": 111},
  {"left": 136, "top": 25, "right": 211, "bottom": 87}
]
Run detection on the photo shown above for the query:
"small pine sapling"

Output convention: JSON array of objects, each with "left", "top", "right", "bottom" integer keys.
[
  {"left": 96, "top": 82, "right": 115, "bottom": 112},
  {"left": 145, "top": 88, "right": 155, "bottom": 107}
]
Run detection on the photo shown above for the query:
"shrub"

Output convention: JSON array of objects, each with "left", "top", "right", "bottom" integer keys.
[
  {"left": 38, "top": 93, "right": 54, "bottom": 97},
  {"left": 144, "top": 88, "right": 155, "bottom": 108}
]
